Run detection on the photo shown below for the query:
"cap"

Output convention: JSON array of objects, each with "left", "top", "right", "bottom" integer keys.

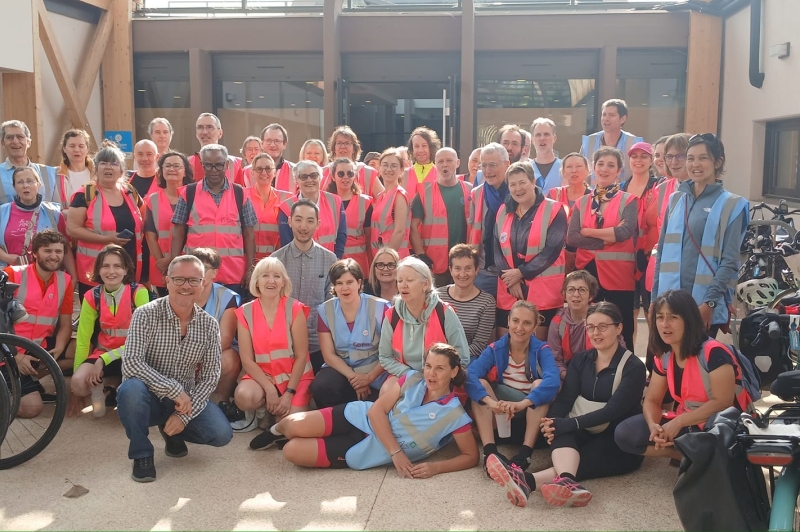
[
  {"left": 363, "top": 152, "right": 380, "bottom": 165},
  {"left": 627, "top": 142, "right": 653, "bottom": 156}
]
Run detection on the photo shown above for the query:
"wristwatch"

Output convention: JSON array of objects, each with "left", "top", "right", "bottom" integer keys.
[
  {"left": 285, "top": 387, "right": 297, "bottom": 395},
  {"left": 706, "top": 301, "right": 717, "bottom": 309}
]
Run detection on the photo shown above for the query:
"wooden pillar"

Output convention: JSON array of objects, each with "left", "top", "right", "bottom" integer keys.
[
  {"left": 189, "top": 48, "right": 213, "bottom": 122},
  {"left": 598, "top": 45, "right": 618, "bottom": 120},
  {"left": 459, "top": 0, "right": 475, "bottom": 164},
  {"left": 102, "top": 0, "right": 134, "bottom": 143},
  {"left": 323, "top": 0, "right": 343, "bottom": 138},
  {"left": 685, "top": 11, "right": 722, "bottom": 134}
]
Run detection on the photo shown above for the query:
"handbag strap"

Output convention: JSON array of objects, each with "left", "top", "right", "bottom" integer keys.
[
  {"left": 611, "top": 350, "right": 633, "bottom": 394},
  {"left": 20, "top": 207, "right": 41, "bottom": 257}
]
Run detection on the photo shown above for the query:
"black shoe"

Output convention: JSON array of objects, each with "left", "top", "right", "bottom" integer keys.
[
  {"left": 484, "top": 451, "right": 509, "bottom": 478},
  {"left": 132, "top": 457, "right": 156, "bottom": 482},
  {"left": 249, "top": 429, "right": 288, "bottom": 450},
  {"left": 105, "top": 387, "right": 117, "bottom": 407},
  {"left": 509, "top": 452, "right": 531, "bottom": 472},
  {"left": 41, "top": 393, "right": 57, "bottom": 404},
  {"left": 158, "top": 425, "right": 188, "bottom": 458},
  {"left": 219, "top": 400, "right": 245, "bottom": 423}
]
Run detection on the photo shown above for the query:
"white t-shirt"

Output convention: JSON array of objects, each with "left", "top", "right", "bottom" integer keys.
[
  {"left": 502, "top": 356, "right": 533, "bottom": 393},
  {"left": 66, "top": 168, "right": 92, "bottom": 200}
]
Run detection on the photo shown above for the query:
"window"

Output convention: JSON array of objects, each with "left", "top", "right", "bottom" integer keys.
[{"left": 764, "top": 118, "right": 800, "bottom": 199}]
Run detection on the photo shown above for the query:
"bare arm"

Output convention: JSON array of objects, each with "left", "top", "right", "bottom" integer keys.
[
  {"left": 219, "top": 308, "right": 237, "bottom": 351},
  {"left": 410, "top": 217, "right": 425, "bottom": 255},
  {"left": 66, "top": 206, "right": 109, "bottom": 243},
  {"left": 237, "top": 320, "right": 277, "bottom": 394},
  {"left": 422, "top": 429, "right": 479, "bottom": 476},
  {"left": 286, "top": 311, "right": 310, "bottom": 391},
  {"left": 388, "top": 194, "right": 410, "bottom": 250}
]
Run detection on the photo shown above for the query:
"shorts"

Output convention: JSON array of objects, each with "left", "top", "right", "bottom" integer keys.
[
  {"left": 241, "top": 371, "right": 313, "bottom": 407},
  {"left": 496, "top": 307, "right": 558, "bottom": 329},
  {"left": 316, "top": 404, "right": 367, "bottom": 469},
  {"left": 490, "top": 381, "right": 530, "bottom": 403},
  {"left": 80, "top": 358, "right": 122, "bottom": 378}
]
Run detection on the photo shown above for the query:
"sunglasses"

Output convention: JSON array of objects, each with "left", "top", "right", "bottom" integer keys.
[
  {"left": 296, "top": 172, "right": 320, "bottom": 181},
  {"left": 690, "top": 133, "right": 718, "bottom": 143},
  {"left": 337, "top": 170, "right": 356, "bottom": 178}
]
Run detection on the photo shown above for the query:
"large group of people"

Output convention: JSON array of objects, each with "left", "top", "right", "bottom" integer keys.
[{"left": 0, "top": 97, "right": 753, "bottom": 511}]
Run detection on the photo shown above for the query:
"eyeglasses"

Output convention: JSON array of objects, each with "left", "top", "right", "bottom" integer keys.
[
  {"left": 565, "top": 286, "right": 589, "bottom": 295},
  {"left": 335, "top": 141, "right": 353, "bottom": 148},
  {"left": 380, "top": 163, "right": 400, "bottom": 171},
  {"left": 664, "top": 154, "right": 687, "bottom": 163},
  {"left": 263, "top": 139, "right": 284, "bottom": 146},
  {"left": 15, "top": 179, "right": 38, "bottom": 187},
  {"left": 375, "top": 262, "right": 397, "bottom": 271},
  {"left": 336, "top": 170, "right": 355, "bottom": 178},
  {"left": 595, "top": 214, "right": 604, "bottom": 229},
  {"left": 202, "top": 162, "right": 226, "bottom": 171},
  {"left": 169, "top": 276, "right": 203, "bottom": 287},
  {"left": 296, "top": 172, "right": 320, "bottom": 181},
  {"left": 162, "top": 163, "right": 184, "bottom": 170},
  {"left": 480, "top": 162, "right": 500, "bottom": 170},
  {"left": 585, "top": 322, "right": 619, "bottom": 334},
  {"left": 97, "top": 161, "right": 120, "bottom": 168},
  {"left": 502, "top": 140, "right": 522, "bottom": 148},
  {"left": 195, "top": 125, "right": 218, "bottom": 132},
  {"left": 253, "top": 166, "right": 275, "bottom": 174}
]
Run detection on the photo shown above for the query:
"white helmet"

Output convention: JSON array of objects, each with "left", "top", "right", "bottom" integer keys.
[{"left": 737, "top": 278, "right": 780, "bottom": 307}]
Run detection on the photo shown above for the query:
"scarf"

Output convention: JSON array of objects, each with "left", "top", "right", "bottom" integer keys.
[
  {"left": 483, "top": 182, "right": 509, "bottom": 268},
  {"left": 591, "top": 184, "right": 620, "bottom": 217},
  {"left": 14, "top": 193, "right": 43, "bottom": 212}
]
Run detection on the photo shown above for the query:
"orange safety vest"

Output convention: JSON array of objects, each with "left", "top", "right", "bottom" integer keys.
[
  {"left": 9, "top": 266, "right": 68, "bottom": 347},
  {"left": 574, "top": 192, "right": 637, "bottom": 291},
  {"left": 417, "top": 181, "right": 471, "bottom": 274},
  {"left": 323, "top": 163, "right": 380, "bottom": 199},
  {"left": 495, "top": 199, "right": 565, "bottom": 311},
  {"left": 247, "top": 186, "right": 290, "bottom": 261},
  {"left": 279, "top": 192, "right": 342, "bottom": 254},
  {"left": 467, "top": 184, "right": 485, "bottom": 247},
  {"left": 181, "top": 184, "right": 245, "bottom": 285},
  {"left": 86, "top": 284, "right": 141, "bottom": 357},
  {"left": 343, "top": 193, "right": 373, "bottom": 275},
  {"left": 272, "top": 160, "right": 296, "bottom": 193},
  {"left": 656, "top": 338, "right": 750, "bottom": 425},
  {"left": 236, "top": 296, "right": 313, "bottom": 390},
  {"left": 144, "top": 188, "right": 174, "bottom": 288},
  {"left": 75, "top": 185, "right": 143, "bottom": 286},
  {"left": 189, "top": 153, "right": 244, "bottom": 186},
  {"left": 550, "top": 310, "right": 591, "bottom": 366},
  {"left": 386, "top": 301, "right": 449, "bottom": 366},
  {"left": 402, "top": 165, "right": 438, "bottom": 203},
  {"left": 645, "top": 178, "right": 678, "bottom": 292},
  {"left": 370, "top": 186, "right": 410, "bottom": 257}
]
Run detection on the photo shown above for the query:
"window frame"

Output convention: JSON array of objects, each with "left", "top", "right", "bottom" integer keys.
[{"left": 763, "top": 118, "right": 800, "bottom": 200}]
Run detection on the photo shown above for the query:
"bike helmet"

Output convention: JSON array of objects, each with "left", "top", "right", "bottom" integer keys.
[{"left": 737, "top": 278, "right": 780, "bottom": 306}]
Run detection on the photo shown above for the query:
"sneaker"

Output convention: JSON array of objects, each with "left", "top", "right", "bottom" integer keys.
[
  {"left": 249, "top": 429, "right": 288, "bottom": 450},
  {"left": 540, "top": 476, "right": 592, "bottom": 507},
  {"left": 483, "top": 451, "right": 509, "bottom": 478},
  {"left": 219, "top": 400, "right": 245, "bottom": 423},
  {"left": 158, "top": 425, "right": 188, "bottom": 458},
  {"left": 509, "top": 452, "right": 531, "bottom": 472},
  {"left": 485, "top": 453, "right": 532, "bottom": 507},
  {"left": 231, "top": 410, "right": 258, "bottom": 433},
  {"left": 105, "top": 386, "right": 117, "bottom": 408},
  {"left": 132, "top": 457, "right": 156, "bottom": 482}
]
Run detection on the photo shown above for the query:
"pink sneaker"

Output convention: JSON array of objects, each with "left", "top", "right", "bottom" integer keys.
[
  {"left": 485, "top": 454, "right": 532, "bottom": 508},
  {"left": 541, "top": 476, "right": 592, "bottom": 507}
]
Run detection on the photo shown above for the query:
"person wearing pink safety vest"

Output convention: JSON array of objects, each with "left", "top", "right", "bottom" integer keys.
[
  {"left": 171, "top": 144, "right": 257, "bottom": 298},
  {"left": 494, "top": 161, "right": 567, "bottom": 340},
  {"left": 547, "top": 153, "right": 592, "bottom": 216},
  {"left": 260, "top": 123, "right": 295, "bottom": 193},
  {"left": 567, "top": 147, "right": 639, "bottom": 352},
  {"left": 240, "top": 136, "right": 262, "bottom": 168},
  {"left": 322, "top": 126, "right": 384, "bottom": 199},
  {"left": 402, "top": 127, "right": 441, "bottom": 202},
  {"left": 326, "top": 158, "right": 373, "bottom": 274},
  {"left": 233, "top": 257, "right": 314, "bottom": 450},
  {"left": 277, "top": 160, "right": 347, "bottom": 258},
  {"left": 370, "top": 148, "right": 410, "bottom": 258},
  {"left": 188, "top": 113, "right": 244, "bottom": 186},
  {"left": 247, "top": 153, "right": 290, "bottom": 262},
  {"left": 144, "top": 151, "right": 193, "bottom": 297},
  {"left": 67, "top": 144, "right": 144, "bottom": 299},
  {"left": 410, "top": 148, "right": 471, "bottom": 287},
  {"left": 548, "top": 270, "right": 600, "bottom": 380},
  {"left": 5, "top": 229, "right": 75, "bottom": 419}
]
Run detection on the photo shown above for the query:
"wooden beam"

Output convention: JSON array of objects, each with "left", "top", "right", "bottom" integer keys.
[
  {"left": 102, "top": 0, "right": 135, "bottom": 146},
  {"left": 36, "top": 0, "right": 97, "bottom": 145},
  {"left": 685, "top": 11, "right": 723, "bottom": 134},
  {"left": 75, "top": 0, "right": 111, "bottom": 11}
]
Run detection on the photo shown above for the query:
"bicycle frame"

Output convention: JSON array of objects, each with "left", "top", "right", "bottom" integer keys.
[{"left": 771, "top": 466, "right": 800, "bottom": 531}]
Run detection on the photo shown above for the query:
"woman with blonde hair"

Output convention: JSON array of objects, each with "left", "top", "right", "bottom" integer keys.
[
  {"left": 365, "top": 247, "right": 400, "bottom": 300},
  {"left": 299, "top": 139, "right": 329, "bottom": 169}
]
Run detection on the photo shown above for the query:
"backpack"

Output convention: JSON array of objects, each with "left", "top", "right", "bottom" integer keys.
[
  {"left": 84, "top": 182, "right": 141, "bottom": 206},
  {"left": 181, "top": 182, "right": 245, "bottom": 248},
  {"left": 390, "top": 301, "right": 446, "bottom": 331}
]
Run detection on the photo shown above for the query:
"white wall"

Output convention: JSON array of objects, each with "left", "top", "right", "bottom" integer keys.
[
  {"left": 720, "top": 0, "right": 800, "bottom": 202},
  {"left": 0, "top": 0, "right": 35, "bottom": 73}
]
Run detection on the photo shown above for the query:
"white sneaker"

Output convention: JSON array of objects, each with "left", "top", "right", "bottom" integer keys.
[
  {"left": 91, "top": 384, "right": 106, "bottom": 418},
  {"left": 232, "top": 410, "right": 258, "bottom": 433}
]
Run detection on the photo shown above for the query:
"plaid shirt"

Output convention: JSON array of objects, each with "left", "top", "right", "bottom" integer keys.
[
  {"left": 171, "top": 178, "right": 258, "bottom": 228},
  {"left": 121, "top": 296, "right": 222, "bottom": 425}
]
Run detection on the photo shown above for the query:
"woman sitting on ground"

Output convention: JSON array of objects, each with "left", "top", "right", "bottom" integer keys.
[
  {"left": 311, "top": 259, "right": 390, "bottom": 408},
  {"left": 467, "top": 301, "right": 561, "bottom": 472},
  {"left": 548, "top": 270, "right": 599, "bottom": 381},
  {"left": 486, "top": 302, "right": 645, "bottom": 508},
  {"left": 277, "top": 343, "right": 478, "bottom": 476},
  {"left": 614, "top": 289, "right": 748, "bottom": 461}
]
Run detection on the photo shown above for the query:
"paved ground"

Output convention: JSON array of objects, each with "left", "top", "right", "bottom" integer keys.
[{"left": 0, "top": 317, "right": 697, "bottom": 531}]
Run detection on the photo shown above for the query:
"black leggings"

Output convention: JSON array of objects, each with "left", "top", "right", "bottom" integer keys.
[
  {"left": 585, "top": 261, "right": 635, "bottom": 351},
  {"left": 614, "top": 413, "right": 690, "bottom": 455},
  {"left": 550, "top": 424, "right": 644, "bottom": 481},
  {"left": 310, "top": 366, "right": 379, "bottom": 409}
]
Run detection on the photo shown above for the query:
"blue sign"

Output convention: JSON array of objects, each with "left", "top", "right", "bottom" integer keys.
[{"left": 104, "top": 131, "right": 133, "bottom": 153}]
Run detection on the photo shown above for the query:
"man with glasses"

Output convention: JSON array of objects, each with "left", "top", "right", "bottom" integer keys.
[
  {"left": 0, "top": 120, "right": 66, "bottom": 207},
  {"left": 188, "top": 113, "right": 244, "bottom": 185},
  {"left": 118, "top": 254, "right": 233, "bottom": 483},
  {"left": 497, "top": 124, "right": 527, "bottom": 165},
  {"left": 171, "top": 144, "right": 257, "bottom": 298},
  {"left": 467, "top": 142, "right": 510, "bottom": 300},
  {"left": 580, "top": 99, "right": 644, "bottom": 183},
  {"left": 260, "top": 123, "right": 295, "bottom": 192}
]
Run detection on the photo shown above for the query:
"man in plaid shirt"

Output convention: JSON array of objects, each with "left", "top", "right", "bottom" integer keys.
[{"left": 118, "top": 255, "right": 233, "bottom": 482}]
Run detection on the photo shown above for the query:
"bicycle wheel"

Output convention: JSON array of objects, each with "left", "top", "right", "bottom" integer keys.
[
  {"left": 0, "top": 333, "right": 67, "bottom": 470},
  {"left": 0, "top": 368, "right": 10, "bottom": 446},
  {"left": 1, "top": 351, "right": 22, "bottom": 425}
]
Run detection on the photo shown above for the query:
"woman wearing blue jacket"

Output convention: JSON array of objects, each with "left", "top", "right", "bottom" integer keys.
[{"left": 466, "top": 300, "right": 561, "bottom": 473}]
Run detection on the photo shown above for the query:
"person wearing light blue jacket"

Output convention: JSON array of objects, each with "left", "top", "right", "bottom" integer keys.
[
  {"left": 531, "top": 118, "right": 563, "bottom": 194},
  {"left": 466, "top": 300, "right": 561, "bottom": 472},
  {"left": 580, "top": 99, "right": 643, "bottom": 183}
]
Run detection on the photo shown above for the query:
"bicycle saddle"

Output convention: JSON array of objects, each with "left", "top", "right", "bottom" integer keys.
[{"left": 771, "top": 370, "right": 800, "bottom": 401}]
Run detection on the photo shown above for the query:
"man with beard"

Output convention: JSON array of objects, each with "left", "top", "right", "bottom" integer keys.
[
  {"left": 497, "top": 124, "right": 527, "bottom": 165},
  {"left": 4, "top": 229, "right": 75, "bottom": 417}
]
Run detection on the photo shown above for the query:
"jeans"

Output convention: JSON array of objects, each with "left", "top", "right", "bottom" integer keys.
[
  {"left": 117, "top": 378, "right": 233, "bottom": 460},
  {"left": 474, "top": 271, "right": 498, "bottom": 300}
]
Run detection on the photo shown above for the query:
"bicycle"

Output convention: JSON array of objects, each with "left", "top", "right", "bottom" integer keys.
[{"left": 0, "top": 270, "right": 68, "bottom": 469}]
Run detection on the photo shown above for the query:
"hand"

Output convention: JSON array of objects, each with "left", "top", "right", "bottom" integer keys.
[
  {"left": 481, "top": 396, "right": 502, "bottom": 414},
  {"left": 509, "top": 283, "right": 524, "bottom": 300},
  {"left": 15, "top": 353, "right": 37, "bottom": 376},
  {"left": 660, "top": 418, "right": 683, "bottom": 442},
  {"left": 107, "top": 235, "right": 131, "bottom": 246},
  {"left": 540, "top": 417, "right": 556, "bottom": 444},
  {"left": 274, "top": 393, "right": 292, "bottom": 418},
  {"left": 48, "top": 346, "right": 64, "bottom": 360},
  {"left": 163, "top": 413, "right": 186, "bottom": 436},
  {"left": 497, "top": 400, "right": 525, "bottom": 421},
  {"left": 156, "top": 256, "right": 171, "bottom": 275},
  {"left": 391, "top": 451, "right": 415, "bottom": 479},
  {"left": 500, "top": 268, "right": 523, "bottom": 288},
  {"left": 356, "top": 386, "right": 372, "bottom": 401},
  {"left": 699, "top": 303, "right": 713, "bottom": 330},
  {"left": 87, "top": 358, "right": 105, "bottom": 386},
  {"left": 349, "top": 373, "right": 371, "bottom": 391},
  {"left": 410, "top": 462, "right": 438, "bottom": 479},
  {"left": 173, "top": 391, "right": 192, "bottom": 415}
]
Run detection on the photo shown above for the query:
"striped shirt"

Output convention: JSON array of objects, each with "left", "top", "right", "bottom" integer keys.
[
  {"left": 436, "top": 286, "right": 496, "bottom": 359},
  {"left": 502, "top": 357, "right": 533, "bottom": 393}
]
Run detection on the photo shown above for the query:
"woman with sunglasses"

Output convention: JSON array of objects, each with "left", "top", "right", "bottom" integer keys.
[
  {"left": 323, "top": 126, "right": 384, "bottom": 199},
  {"left": 567, "top": 147, "right": 638, "bottom": 350},
  {"left": 652, "top": 134, "right": 749, "bottom": 334},
  {"left": 364, "top": 247, "right": 400, "bottom": 300},
  {"left": 486, "top": 302, "right": 645, "bottom": 509},
  {"left": 277, "top": 160, "right": 347, "bottom": 258},
  {"left": 370, "top": 148, "right": 410, "bottom": 258},
  {"left": 247, "top": 153, "right": 290, "bottom": 262},
  {"left": 326, "top": 158, "right": 373, "bottom": 274}
]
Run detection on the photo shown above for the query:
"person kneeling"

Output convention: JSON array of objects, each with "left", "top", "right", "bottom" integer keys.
[
  {"left": 466, "top": 301, "right": 560, "bottom": 472},
  {"left": 277, "top": 343, "right": 478, "bottom": 476}
]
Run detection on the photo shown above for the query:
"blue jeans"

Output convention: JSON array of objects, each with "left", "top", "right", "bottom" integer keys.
[
  {"left": 117, "top": 378, "right": 233, "bottom": 460},
  {"left": 475, "top": 271, "right": 498, "bottom": 300}
]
